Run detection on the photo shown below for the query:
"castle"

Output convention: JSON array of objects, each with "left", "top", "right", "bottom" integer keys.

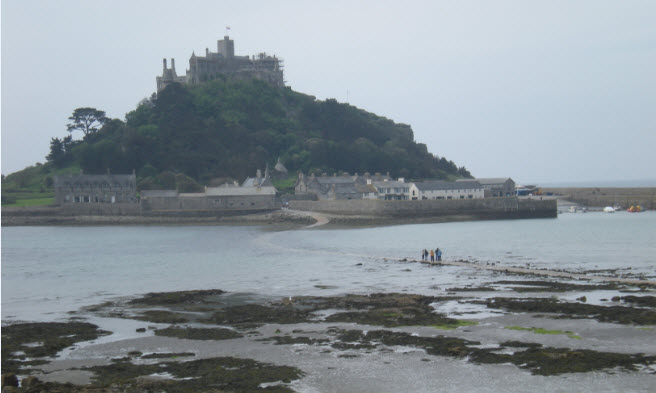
[{"left": 156, "top": 36, "right": 284, "bottom": 92}]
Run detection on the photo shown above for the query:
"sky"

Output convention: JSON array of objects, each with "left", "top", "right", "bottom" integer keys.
[{"left": 2, "top": 0, "right": 655, "bottom": 185}]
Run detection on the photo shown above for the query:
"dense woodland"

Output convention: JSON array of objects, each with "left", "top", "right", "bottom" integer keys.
[{"left": 4, "top": 78, "right": 471, "bottom": 203}]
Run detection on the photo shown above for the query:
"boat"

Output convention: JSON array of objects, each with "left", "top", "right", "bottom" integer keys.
[
  {"left": 627, "top": 205, "right": 644, "bottom": 213},
  {"left": 603, "top": 206, "right": 616, "bottom": 213}
]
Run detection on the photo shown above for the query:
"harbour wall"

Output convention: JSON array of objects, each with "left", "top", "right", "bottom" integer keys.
[
  {"left": 288, "top": 197, "right": 557, "bottom": 219},
  {"left": 542, "top": 187, "right": 656, "bottom": 209},
  {"left": 141, "top": 194, "right": 279, "bottom": 211}
]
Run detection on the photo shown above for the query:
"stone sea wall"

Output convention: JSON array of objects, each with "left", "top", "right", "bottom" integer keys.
[
  {"left": 543, "top": 187, "right": 656, "bottom": 209},
  {"left": 289, "top": 197, "right": 557, "bottom": 219}
]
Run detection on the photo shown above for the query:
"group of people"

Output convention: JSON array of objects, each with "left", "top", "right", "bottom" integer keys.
[{"left": 421, "top": 248, "right": 442, "bottom": 262}]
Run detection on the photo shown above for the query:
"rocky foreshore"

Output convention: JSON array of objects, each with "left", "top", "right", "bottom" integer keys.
[{"left": 3, "top": 268, "right": 656, "bottom": 392}]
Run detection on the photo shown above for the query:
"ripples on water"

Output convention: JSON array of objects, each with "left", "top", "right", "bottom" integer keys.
[{"left": 2, "top": 212, "right": 655, "bottom": 322}]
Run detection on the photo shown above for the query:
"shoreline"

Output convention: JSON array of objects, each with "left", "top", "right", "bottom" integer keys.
[{"left": 1, "top": 206, "right": 557, "bottom": 228}]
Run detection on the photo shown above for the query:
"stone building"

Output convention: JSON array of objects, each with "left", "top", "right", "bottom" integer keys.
[
  {"left": 156, "top": 36, "right": 284, "bottom": 92},
  {"left": 54, "top": 174, "right": 137, "bottom": 205},
  {"left": 140, "top": 185, "right": 277, "bottom": 211},
  {"left": 140, "top": 168, "right": 278, "bottom": 211},
  {"left": 295, "top": 172, "right": 397, "bottom": 200},
  {"left": 295, "top": 173, "right": 360, "bottom": 200},
  {"left": 458, "top": 178, "right": 516, "bottom": 198},
  {"left": 409, "top": 180, "right": 483, "bottom": 200}
]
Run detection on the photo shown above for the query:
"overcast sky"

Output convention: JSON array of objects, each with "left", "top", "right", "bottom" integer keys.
[{"left": 2, "top": 0, "right": 655, "bottom": 184}]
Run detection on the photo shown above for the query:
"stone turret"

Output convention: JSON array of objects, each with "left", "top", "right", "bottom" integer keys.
[{"left": 217, "top": 36, "right": 235, "bottom": 58}]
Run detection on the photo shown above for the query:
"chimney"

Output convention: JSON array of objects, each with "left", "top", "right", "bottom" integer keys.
[
  {"left": 171, "top": 58, "right": 176, "bottom": 72},
  {"left": 163, "top": 58, "right": 167, "bottom": 70},
  {"left": 398, "top": 177, "right": 405, "bottom": 183},
  {"left": 367, "top": 179, "right": 372, "bottom": 185}
]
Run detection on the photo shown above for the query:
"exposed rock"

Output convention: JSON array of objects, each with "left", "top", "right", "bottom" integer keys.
[
  {"left": 1, "top": 374, "right": 18, "bottom": 388},
  {"left": 20, "top": 376, "right": 40, "bottom": 388}
]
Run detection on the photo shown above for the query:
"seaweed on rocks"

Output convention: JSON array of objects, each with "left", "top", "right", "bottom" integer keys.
[
  {"left": 259, "top": 335, "right": 329, "bottom": 346},
  {"left": 211, "top": 304, "right": 311, "bottom": 327},
  {"left": 483, "top": 297, "right": 656, "bottom": 325},
  {"left": 1, "top": 322, "right": 110, "bottom": 374},
  {"left": 294, "top": 293, "right": 459, "bottom": 327},
  {"left": 445, "top": 286, "right": 497, "bottom": 292},
  {"left": 129, "top": 289, "right": 226, "bottom": 306},
  {"left": 133, "top": 310, "right": 189, "bottom": 324},
  {"left": 500, "top": 341, "right": 543, "bottom": 348},
  {"left": 612, "top": 295, "right": 656, "bottom": 308},
  {"left": 324, "top": 307, "right": 459, "bottom": 327},
  {"left": 493, "top": 280, "right": 621, "bottom": 292},
  {"left": 506, "top": 347, "right": 655, "bottom": 376},
  {"left": 328, "top": 329, "right": 656, "bottom": 375},
  {"left": 86, "top": 356, "right": 302, "bottom": 393},
  {"left": 154, "top": 326, "right": 243, "bottom": 340}
]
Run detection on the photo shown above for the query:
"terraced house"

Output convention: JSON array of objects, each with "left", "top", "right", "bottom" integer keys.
[
  {"left": 54, "top": 174, "right": 137, "bottom": 205},
  {"left": 409, "top": 180, "right": 484, "bottom": 200}
]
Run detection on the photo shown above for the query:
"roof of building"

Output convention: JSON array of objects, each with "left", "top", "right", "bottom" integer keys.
[
  {"left": 313, "top": 176, "right": 357, "bottom": 185},
  {"left": 242, "top": 176, "right": 273, "bottom": 187},
  {"left": 141, "top": 190, "right": 179, "bottom": 198},
  {"left": 458, "top": 178, "right": 513, "bottom": 185},
  {"left": 414, "top": 181, "right": 482, "bottom": 191},
  {"left": 205, "top": 186, "right": 277, "bottom": 196},
  {"left": 355, "top": 183, "right": 378, "bottom": 194},
  {"left": 54, "top": 174, "right": 136, "bottom": 187},
  {"left": 372, "top": 180, "right": 407, "bottom": 189}
]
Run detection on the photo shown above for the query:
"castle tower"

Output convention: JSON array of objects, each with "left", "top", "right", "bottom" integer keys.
[
  {"left": 217, "top": 36, "right": 235, "bottom": 58},
  {"left": 156, "top": 58, "right": 180, "bottom": 92}
]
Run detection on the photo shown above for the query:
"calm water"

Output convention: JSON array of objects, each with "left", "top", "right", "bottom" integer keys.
[{"left": 2, "top": 211, "right": 655, "bottom": 322}]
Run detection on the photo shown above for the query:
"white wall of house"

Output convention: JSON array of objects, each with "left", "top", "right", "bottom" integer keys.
[
  {"left": 409, "top": 183, "right": 484, "bottom": 200},
  {"left": 372, "top": 181, "right": 410, "bottom": 200}
]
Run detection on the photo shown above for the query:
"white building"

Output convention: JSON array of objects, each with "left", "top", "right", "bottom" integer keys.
[
  {"left": 409, "top": 180, "right": 484, "bottom": 200},
  {"left": 372, "top": 179, "right": 410, "bottom": 200}
]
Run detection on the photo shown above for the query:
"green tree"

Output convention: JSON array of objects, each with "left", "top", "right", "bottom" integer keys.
[
  {"left": 46, "top": 137, "right": 65, "bottom": 166},
  {"left": 67, "top": 107, "right": 108, "bottom": 136}
]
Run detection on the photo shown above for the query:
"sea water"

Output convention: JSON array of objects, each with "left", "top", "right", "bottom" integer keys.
[{"left": 2, "top": 211, "right": 655, "bottom": 323}]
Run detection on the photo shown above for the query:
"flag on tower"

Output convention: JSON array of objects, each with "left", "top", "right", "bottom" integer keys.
[{"left": 226, "top": 26, "right": 231, "bottom": 30}]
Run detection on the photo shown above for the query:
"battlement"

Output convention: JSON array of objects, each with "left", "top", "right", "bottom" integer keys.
[{"left": 156, "top": 36, "right": 284, "bottom": 92}]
